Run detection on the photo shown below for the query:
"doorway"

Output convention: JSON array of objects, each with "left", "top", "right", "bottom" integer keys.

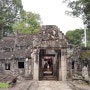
[
  {"left": 43, "top": 56, "right": 54, "bottom": 80},
  {"left": 39, "top": 49, "right": 60, "bottom": 80}
]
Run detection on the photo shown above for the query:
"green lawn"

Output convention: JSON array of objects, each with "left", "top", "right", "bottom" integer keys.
[{"left": 0, "top": 82, "right": 9, "bottom": 88}]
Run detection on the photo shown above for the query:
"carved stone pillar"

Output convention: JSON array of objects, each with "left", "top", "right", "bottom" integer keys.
[
  {"left": 25, "top": 58, "right": 29, "bottom": 77},
  {"left": 60, "top": 49, "right": 67, "bottom": 81},
  {"left": 33, "top": 49, "right": 39, "bottom": 80},
  {"left": 82, "top": 65, "right": 89, "bottom": 80}
]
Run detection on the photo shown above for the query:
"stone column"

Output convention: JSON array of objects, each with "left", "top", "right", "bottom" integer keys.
[
  {"left": 53, "top": 53, "right": 57, "bottom": 76},
  {"left": 33, "top": 49, "right": 39, "bottom": 80},
  {"left": 70, "top": 61, "right": 72, "bottom": 78},
  {"left": 25, "top": 58, "right": 29, "bottom": 77},
  {"left": 60, "top": 49, "right": 67, "bottom": 81}
]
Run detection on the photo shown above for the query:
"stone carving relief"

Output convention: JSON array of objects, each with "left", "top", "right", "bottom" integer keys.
[{"left": 82, "top": 66, "right": 89, "bottom": 80}]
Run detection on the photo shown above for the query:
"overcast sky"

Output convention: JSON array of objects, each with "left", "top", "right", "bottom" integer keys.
[{"left": 21, "top": 0, "right": 84, "bottom": 34}]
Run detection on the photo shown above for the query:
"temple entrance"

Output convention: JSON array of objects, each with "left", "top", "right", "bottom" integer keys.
[
  {"left": 43, "top": 56, "right": 54, "bottom": 80},
  {"left": 32, "top": 25, "right": 67, "bottom": 81},
  {"left": 39, "top": 49, "right": 60, "bottom": 80}
]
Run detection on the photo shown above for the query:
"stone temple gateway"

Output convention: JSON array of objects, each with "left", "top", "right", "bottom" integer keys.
[{"left": 0, "top": 25, "right": 68, "bottom": 81}]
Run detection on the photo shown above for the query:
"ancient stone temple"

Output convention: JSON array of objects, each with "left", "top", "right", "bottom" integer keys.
[{"left": 0, "top": 25, "right": 68, "bottom": 81}]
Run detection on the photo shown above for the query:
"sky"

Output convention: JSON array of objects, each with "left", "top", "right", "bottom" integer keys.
[{"left": 21, "top": 0, "right": 84, "bottom": 34}]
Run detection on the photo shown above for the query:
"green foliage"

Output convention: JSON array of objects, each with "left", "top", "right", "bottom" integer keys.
[
  {"left": 64, "top": 0, "right": 90, "bottom": 28},
  {"left": 0, "top": 0, "right": 41, "bottom": 37},
  {"left": 0, "top": 0, "right": 23, "bottom": 38},
  {"left": 66, "top": 29, "right": 84, "bottom": 46},
  {"left": 12, "top": 11, "right": 41, "bottom": 33},
  {"left": 0, "top": 82, "right": 9, "bottom": 88},
  {"left": 66, "top": 29, "right": 90, "bottom": 47}
]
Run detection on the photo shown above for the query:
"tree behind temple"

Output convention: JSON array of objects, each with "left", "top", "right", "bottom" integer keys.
[
  {"left": 0, "top": 0, "right": 23, "bottom": 38},
  {"left": 12, "top": 10, "right": 41, "bottom": 33},
  {"left": 66, "top": 29, "right": 90, "bottom": 47},
  {"left": 64, "top": 0, "right": 90, "bottom": 28},
  {"left": 66, "top": 29, "right": 84, "bottom": 46}
]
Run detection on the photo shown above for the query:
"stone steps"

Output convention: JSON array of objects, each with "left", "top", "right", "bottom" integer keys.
[{"left": 42, "top": 75, "right": 56, "bottom": 80}]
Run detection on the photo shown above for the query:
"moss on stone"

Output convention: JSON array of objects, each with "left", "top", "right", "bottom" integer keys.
[{"left": 81, "top": 51, "right": 90, "bottom": 59}]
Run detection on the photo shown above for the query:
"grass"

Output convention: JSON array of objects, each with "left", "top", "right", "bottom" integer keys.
[{"left": 0, "top": 82, "right": 9, "bottom": 88}]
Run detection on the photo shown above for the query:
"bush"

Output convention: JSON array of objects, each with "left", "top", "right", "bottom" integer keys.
[{"left": 0, "top": 82, "right": 9, "bottom": 88}]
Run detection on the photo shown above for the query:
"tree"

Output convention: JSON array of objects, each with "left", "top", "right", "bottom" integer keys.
[
  {"left": 0, "top": 0, "right": 23, "bottom": 38},
  {"left": 12, "top": 10, "right": 41, "bottom": 33},
  {"left": 66, "top": 29, "right": 84, "bottom": 46},
  {"left": 64, "top": 0, "right": 90, "bottom": 28},
  {"left": 66, "top": 29, "right": 90, "bottom": 47}
]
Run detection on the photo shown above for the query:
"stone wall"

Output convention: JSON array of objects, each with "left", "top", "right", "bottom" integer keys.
[
  {"left": 0, "top": 58, "right": 33, "bottom": 80},
  {"left": 67, "top": 47, "right": 90, "bottom": 81},
  {"left": 0, "top": 25, "right": 68, "bottom": 81}
]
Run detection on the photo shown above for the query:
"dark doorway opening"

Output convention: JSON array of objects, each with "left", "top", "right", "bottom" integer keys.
[
  {"left": 18, "top": 62, "right": 24, "bottom": 68},
  {"left": 43, "top": 56, "right": 53, "bottom": 75},
  {"left": 39, "top": 49, "right": 60, "bottom": 80},
  {"left": 72, "top": 61, "right": 74, "bottom": 69},
  {"left": 5, "top": 63, "right": 10, "bottom": 70}
]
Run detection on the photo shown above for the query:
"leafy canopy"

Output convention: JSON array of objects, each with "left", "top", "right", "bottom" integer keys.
[
  {"left": 0, "top": 0, "right": 23, "bottom": 37},
  {"left": 64, "top": 0, "right": 90, "bottom": 28},
  {"left": 66, "top": 29, "right": 90, "bottom": 47},
  {"left": 12, "top": 10, "right": 41, "bottom": 33},
  {"left": 0, "top": 0, "right": 41, "bottom": 38},
  {"left": 66, "top": 29, "right": 84, "bottom": 46}
]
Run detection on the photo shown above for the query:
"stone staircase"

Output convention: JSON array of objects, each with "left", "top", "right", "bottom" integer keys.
[
  {"left": 42, "top": 75, "right": 56, "bottom": 80},
  {"left": 42, "top": 70, "right": 56, "bottom": 80}
]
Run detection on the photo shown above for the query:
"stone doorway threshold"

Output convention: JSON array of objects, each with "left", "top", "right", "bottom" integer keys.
[
  {"left": 42, "top": 75, "right": 56, "bottom": 80},
  {"left": 40, "top": 71, "right": 57, "bottom": 81}
]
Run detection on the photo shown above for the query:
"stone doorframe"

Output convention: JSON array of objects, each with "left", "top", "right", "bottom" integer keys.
[{"left": 33, "top": 48, "right": 67, "bottom": 81}]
